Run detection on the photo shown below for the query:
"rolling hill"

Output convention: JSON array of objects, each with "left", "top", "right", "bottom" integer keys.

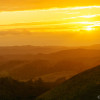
[
  {"left": 36, "top": 65, "right": 100, "bottom": 100},
  {"left": 0, "top": 47, "right": 100, "bottom": 81},
  {"left": 0, "top": 46, "right": 68, "bottom": 55},
  {"left": 82, "top": 44, "right": 100, "bottom": 50}
]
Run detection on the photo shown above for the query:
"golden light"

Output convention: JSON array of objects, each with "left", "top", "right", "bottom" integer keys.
[
  {"left": 86, "top": 27, "right": 93, "bottom": 31},
  {"left": 79, "top": 15, "right": 96, "bottom": 18}
]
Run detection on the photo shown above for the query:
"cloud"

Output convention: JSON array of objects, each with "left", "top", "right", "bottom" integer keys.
[
  {"left": 0, "top": 0, "right": 100, "bottom": 11},
  {"left": 0, "top": 29, "right": 31, "bottom": 36},
  {"left": 0, "top": 28, "right": 100, "bottom": 46},
  {"left": 0, "top": 21, "right": 64, "bottom": 26}
]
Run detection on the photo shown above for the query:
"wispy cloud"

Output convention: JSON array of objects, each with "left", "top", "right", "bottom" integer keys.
[
  {"left": 0, "top": 0, "right": 100, "bottom": 11},
  {"left": 0, "top": 6, "right": 100, "bottom": 32}
]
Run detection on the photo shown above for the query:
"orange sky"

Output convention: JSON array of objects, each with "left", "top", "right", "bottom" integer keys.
[{"left": 0, "top": 0, "right": 100, "bottom": 46}]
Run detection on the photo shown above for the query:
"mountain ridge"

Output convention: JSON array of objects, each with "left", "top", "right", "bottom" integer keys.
[{"left": 36, "top": 65, "right": 100, "bottom": 100}]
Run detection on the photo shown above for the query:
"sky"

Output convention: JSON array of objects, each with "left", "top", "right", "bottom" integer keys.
[{"left": 0, "top": 0, "right": 100, "bottom": 46}]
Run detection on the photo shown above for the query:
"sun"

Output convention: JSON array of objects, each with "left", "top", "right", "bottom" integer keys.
[{"left": 86, "top": 27, "right": 93, "bottom": 31}]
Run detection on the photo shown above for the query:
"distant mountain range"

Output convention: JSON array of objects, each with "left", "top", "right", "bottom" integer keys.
[
  {"left": 0, "top": 45, "right": 100, "bottom": 81},
  {"left": 0, "top": 46, "right": 68, "bottom": 55},
  {"left": 36, "top": 65, "right": 100, "bottom": 100},
  {"left": 0, "top": 44, "right": 100, "bottom": 55}
]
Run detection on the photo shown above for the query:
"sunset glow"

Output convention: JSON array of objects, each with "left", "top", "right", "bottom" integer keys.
[
  {"left": 1, "top": 1, "right": 100, "bottom": 99},
  {"left": 86, "top": 27, "right": 93, "bottom": 31},
  {"left": 0, "top": 0, "right": 100, "bottom": 46}
]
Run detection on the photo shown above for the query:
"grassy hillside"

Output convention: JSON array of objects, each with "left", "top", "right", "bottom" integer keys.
[{"left": 36, "top": 65, "right": 100, "bottom": 100}]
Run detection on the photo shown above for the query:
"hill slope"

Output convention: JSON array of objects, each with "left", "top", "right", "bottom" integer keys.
[
  {"left": 36, "top": 65, "right": 100, "bottom": 100},
  {"left": 1, "top": 49, "right": 100, "bottom": 81}
]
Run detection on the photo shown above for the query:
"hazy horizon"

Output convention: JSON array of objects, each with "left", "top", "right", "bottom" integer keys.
[
  {"left": 0, "top": 0, "right": 100, "bottom": 46},
  {"left": 0, "top": 43, "right": 100, "bottom": 47}
]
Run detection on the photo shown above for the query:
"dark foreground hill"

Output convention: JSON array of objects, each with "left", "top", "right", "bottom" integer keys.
[
  {"left": 36, "top": 65, "right": 100, "bottom": 100},
  {"left": 0, "top": 77, "right": 49, "bottom": 100},
  {"left": 0, "top": 77, "right": 66, "bottom": 100}
]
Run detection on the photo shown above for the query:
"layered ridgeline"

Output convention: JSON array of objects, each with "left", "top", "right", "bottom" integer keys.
[
  {"left": 36, "top": 65, "right": 100, "bottom": 100},
  {"left": 1, "top": 49, "right": 100, "bottom": 81}
]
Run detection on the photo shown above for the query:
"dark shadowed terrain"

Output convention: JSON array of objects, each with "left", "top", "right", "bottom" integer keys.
[{"left": 36, "top": 65, "right": 100, "bottom": 100}]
